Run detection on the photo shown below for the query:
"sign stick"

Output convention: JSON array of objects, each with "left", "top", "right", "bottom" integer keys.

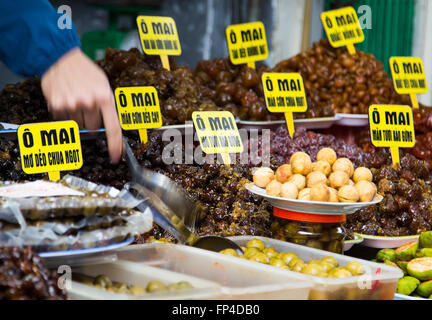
[{"left": 48, "top": 171, "right": 61, "bottom": 181}]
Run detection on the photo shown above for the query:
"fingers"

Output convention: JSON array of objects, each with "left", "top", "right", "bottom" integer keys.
[
  {"left": 100, "top": 94, "right": 123, "bottom": 164},
  {"left": 67, "top": 108, "right": 85, "bottom": 129},
  {"left": 82, "top": 107, "right": 102, "bottom": 130}
]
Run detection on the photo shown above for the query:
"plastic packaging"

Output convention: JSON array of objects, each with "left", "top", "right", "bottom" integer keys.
[
  {"left": 229, "top": 236, "right": 403, "bottom": 300},
  {"left": 68, "top": 261, "right": 221, "bottom": 300},
  {"left": 113, "top": 243, "right": 313, "bottom": 300},
  {"left": 271, "top": 208, "right": 345, "bottom": 253}
]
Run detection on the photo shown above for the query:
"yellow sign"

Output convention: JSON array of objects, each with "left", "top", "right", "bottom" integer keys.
[
  {"left": 226, "top": 21, "right": 268, "bottom": 68},
  {"left": 321, "top": 6, "right": 364, "bottom": 55},
  {"left": 192, "top": 111, "right": 243, "bottom": 164},
  {"left": 136, "top": 16, "right": 181, "bottom": 70},
  {"left": 115, "top": 86, "right": 162, "bottom": 144},
  {"left": 389, "top": 57, "right": 428, "bottom": 109},
  {"left": 17, "top": 121, "right": 82, "bottom": 180},
  {"left": 262, "top": 72, "right": 307, "bottom": 138},
  {"left": 369, "top": 105, "right": 415, "bottom": 166}
]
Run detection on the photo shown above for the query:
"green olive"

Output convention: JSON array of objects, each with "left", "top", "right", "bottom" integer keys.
[
  {"left": 284, "top": 222, "right": 301, "bottom": 236},
  {"left": 329, "top": 267, "right": 352, "bottom": 278},
  {"left": 176, "top": 281, "right": 193, "bottom": 290},
  {"left": 317, "top": 272, "right": 328, "bottom": 278},
  {"left": 291, "top": 261, "right": 306, "bottom": 272},
  {"left": 166, "top": 283, "right": 180, "bottom": 291},
  {"left": 302, "top": 264, "right": 323, "bottom": 276},
  {"left": 280, "top": 265, "right": 291, "bottom": 270},
  {"left": 321, "top": 256, "right": 338, "bottom": 268},
  {"left": 345, "top": 261, "right": 364, "bottom": 276},
  {"left": 288, "top": 257, "right": 304, "bottom": 268},
  {"left": 307, "top": 259, "right": 323, "bottom": 266},
  {"left": 248, "top": 252, "right": 269, "bottom": 264},
  {"left": 129, "top": 285, "right": 146, "bottom": 295},
  {"left": 306, "top": 240, "right": 324, "bottom": 250},
  {"left": 246, "top": 239, "right": 265, "bottom": 251},
  {"left": 93, "top": 275, "right": 112, "bottom": 288},
  {"left": 277, "top": 252, "right": 297, "bottom": 265},
  {"left": 244, "top": 247, "right": 260, "bottom": 259},
  {"left": 219, "top": 248, "right": 238, "bottom": 257},
  {"left": 327, "top": 240, "right": 343, "bottom": 253},
  {"left": 263, "top": 247, "right": 279, "bottom": 259},
  {"left": 146, "top": 280, "right": 167, "bottom": 293},
  {"left": 114, "top": 282, "right": 129, "bottom": 290},
  {"left": 269, "top": 258, "right": 286, "bottom": 268}
]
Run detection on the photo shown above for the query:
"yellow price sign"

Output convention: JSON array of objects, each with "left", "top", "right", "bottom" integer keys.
[
  {"left": 389, "top": 57, "right": 428, "bottom": 110},
  {"left": 17, "top": 121, "right": 82, "bottom": 181},
  {"left": 115, "top": 86, "right": 162, "bottom": 144},
  {"left": 136, "top": 16, "right": 181, "bottom": 70},
  {"left": 321, "top": 6, "right": 364, "bottom": 55},
  {"left": 225, "top": 21, "right": 268, "bottom": 69},
  {"left": 261, "top": 72, "right": 308, "bottom": 138},
  {"left": 369, "top": 105, "right": 415, "bottom": 166},
  {"left": 192, "top": 111, "right": 243, "bottom": 165}
]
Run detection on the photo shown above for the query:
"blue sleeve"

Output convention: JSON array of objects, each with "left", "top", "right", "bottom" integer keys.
[{"left": 0, "top": 0, "right": 81, "bottom": 78}]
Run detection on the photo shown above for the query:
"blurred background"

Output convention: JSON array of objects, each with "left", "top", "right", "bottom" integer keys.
[{"left": 1, "top": 0, "right": 431, "bottom": 104}]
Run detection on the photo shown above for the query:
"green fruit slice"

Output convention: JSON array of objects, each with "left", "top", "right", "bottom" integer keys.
[
  {"left": 419, "top": 231, "right": 432, "bottom": 249},
  {"left": 376, "top": 248, "right": 396, "bottom": 262},
  {"left": 407, "top": 257, "right": 432, "bottom": 281},
  {"left": 397, "top": 261, "right": 409, "bottom": 275},
  {"left": 395, "top": 242, "right": 418, "bottom": 261},
  {"left": 384, "top": 259, "right": 399, "bottom": 269},
  {"left": 397, "top": 276, "right": 420, "bottom": 296},
  {"left": 416, "top": 248, "right": 432, "bottom": 258},
  {"left": 416, "top": 280, "right": 432, "bottom": 298}
]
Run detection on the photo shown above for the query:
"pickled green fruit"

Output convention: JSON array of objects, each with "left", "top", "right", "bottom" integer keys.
[
  {"left": 415, "top": 248, "right": 432, "bottom": 258},
  {"left": 244, "top": 247, "right": 260, "bottom": 259},
  {"left": 376, "top": 248, "right": 396, "bottom": 263},
  {"left": 329, "top": 267, "right": 352, "bottom": 278},
  {"left": 176, "top": 281, "right": 193, "bottom": 290},
  {"left": 384, "top": 260, "right": 399, "bottom": 269},
  {"left": 307, "top": 259, "right": 323, "bottom": 266},
  {"left": 302, "top": 264, "right": 323, "bottom": 276},
  {"left": 284, "top": 222, "right": 301, "bottom": 236},
  {"left": 306, "top": 240, "right": 324, "bottom": 250},
  {"left": 415, "top": 280, "right": 432, "bottom": 297},
  {"left": 291, "top": 261, "right": 306, "bottom": 272},
  {"left": 263, "top": 247, "right": 279, "bottom": 259},
  {"left": 129, "top": 285, "right": 146, "bottom": 295},
  {"left": 280, "top": 265, "right": 290, "bottom": 270},
  {"left": 321, "top": 256, "right": 338, "bottom": 268},
  {"left": 146, "top": 280, "right": 166, "bottom": 293},
  {"left": 246, "top": 239, "right": 265, "bottom": 251},
  {"left": 278, "top": 252, "right": 297, "bottom": 265},
  {"left": 249, "top": 252, "right": 269, "bottom": 264},
  {"left": 114, "top": 282, "right": 129, "bottom": 291},
  {"left": 317, "top": 272, "right": 328, "bottom": 278},
  {"left": 397, "top": 276, "right": 420, "bottom": 295},
  {"left": 93, "top": 275, "right": 112, "bottom": 288},
  {"left": 407, "top": 257, "right": 432, "bottom": 281},
  {"left": 288, "top": 257, "right": 304, "bottom": 268},
  {"left": 395, "top": 242, "right": 418, "bottom": 261},
  {"left": 346, "top": 261, "right": 364, "bottom": 275},
  {"left": 419, "top": 231, "right": 432, "bottom": 248},
  {"left": 327, "top": 241, "right": 343, "bottom": 253},
  {"left": 397, "top": 261, "right": 409, "bottom": 275},
  {"left": 319, "top": 261, "right": 334, "bottom": 273},
  {"left": 220, "top": 248, "right": 238, "bottom": 257},
  {"left": 269, "top": 258, "right": 286, "bottom": 268}
]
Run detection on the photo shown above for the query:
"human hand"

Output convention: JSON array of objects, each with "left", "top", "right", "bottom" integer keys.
[{"left": 41, "top": 48, "right": 122, "bottom": 163}]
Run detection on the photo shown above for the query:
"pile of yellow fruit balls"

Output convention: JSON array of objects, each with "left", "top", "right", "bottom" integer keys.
[
  {"left": 220, "top": 238, "right": 365, "bottom": 278},
  {"left": 252, "top": 148, "right": 377, "bottom": 203}
]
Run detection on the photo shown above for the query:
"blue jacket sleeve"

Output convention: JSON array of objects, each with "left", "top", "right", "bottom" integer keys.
[{"left": 0, "top": 0, "right": 81, "bottom": 78}]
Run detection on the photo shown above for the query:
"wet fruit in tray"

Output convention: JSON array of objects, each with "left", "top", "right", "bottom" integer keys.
[
  {"left": 397, "top": 276, "right": 420, "bottom": 295},
  {"left": 376, "top": 248, "right": 396, "bottom": 263},
  {"left": 396, "top": 242, "right": 418, "bottom": 261},
  {"left": 416, "top": 280, "right": 432, "bottom": 297},
  {"left": 419, "top": 231, "right": 432, "bottom": 249}
]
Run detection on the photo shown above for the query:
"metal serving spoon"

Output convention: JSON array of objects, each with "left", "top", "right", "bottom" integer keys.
[{"left": 123, "top": 138, "right": 243, "bottom": 254}]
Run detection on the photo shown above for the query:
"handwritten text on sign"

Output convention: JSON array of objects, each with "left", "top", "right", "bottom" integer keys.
[
  {"left": 115, "top": 87, "right": 162, "bottom": 130},
  {"left": 321, "top": 7, "right": 364, "bottom": 52},
  {"left": 262, "top": 73, "right": 307, "bottom": 113},
  {"left": 369, "top": 105, "right": 414, "bottom": 147},
  {"left": 225, "top": 21, "right": 268, "bottom": 65},
  {"left": 389, "top": 57, "right": 428, "bottom": 95},
  {"left": 17, "top": 121, "right": 82, "bottom": 174},
  {"left": 192, "top": 111, "right": 243, "bottom": 155},
  {"left": 136, "top": 16, "right": 181, "bottom": 56}
]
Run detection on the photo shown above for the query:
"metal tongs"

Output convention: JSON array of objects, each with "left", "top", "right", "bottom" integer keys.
[{"left": 123, "top": 138, "right": 243, "bottom": 254}]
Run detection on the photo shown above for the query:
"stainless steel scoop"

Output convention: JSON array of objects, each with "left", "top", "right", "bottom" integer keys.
[{"left": 123, "top": 138, "right": 243, "bottom": 254}]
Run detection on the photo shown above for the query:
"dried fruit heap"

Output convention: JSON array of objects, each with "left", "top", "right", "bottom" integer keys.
[{"left": 0, "top": 246, "right": 66, "bottom": 300}]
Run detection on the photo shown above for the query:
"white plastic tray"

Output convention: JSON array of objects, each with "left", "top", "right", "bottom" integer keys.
[
  {"left": 343, "top": 234, "right": 364, "bottom": 252},
  {"left": 335, "top": 113, "right": 369, "bottom": 127},
  {"left": 113, "top": 243, "right": 313, "bottom": 300},
  {"left": 357, "top": 233, "right": 419, "bottom": 249},
  {"left": 68, "top": 261, "right": 221, "bottom": 300},
  {"left": 238, "top": 116, "right": 339, "bottom": 130},
  {"left": 394, "top": 293, "right": 429, "bottom": 300},
  {"left": 246, "top": 183, "right": 383, "bottom": 215},
  {"left": 228, "top": 236, "right": 402, "bottom": 300}
]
